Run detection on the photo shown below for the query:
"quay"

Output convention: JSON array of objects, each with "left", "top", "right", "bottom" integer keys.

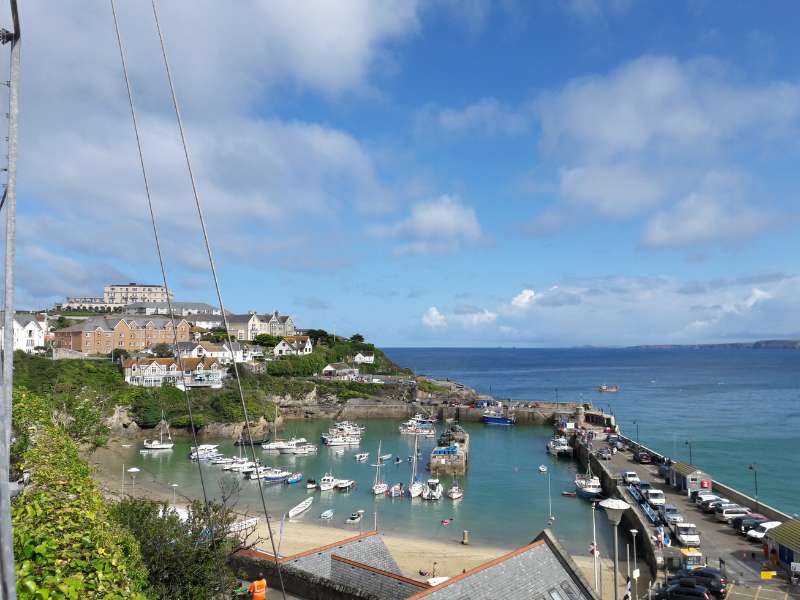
[{"left": 428, "top": 424, "right": 469, "bottom": 476}]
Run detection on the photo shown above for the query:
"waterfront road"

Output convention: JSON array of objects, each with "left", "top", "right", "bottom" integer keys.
[{"left": 604, "top": 448, "right": 800, "bottom": 598}]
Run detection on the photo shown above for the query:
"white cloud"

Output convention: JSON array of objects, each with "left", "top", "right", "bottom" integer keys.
[
  {"left": 561, "top": 0, "right": 633, "bottom": 20},
  {"left": 370, "top": 195, "right": 483, "bottom": 255},
  {"left": 420, "top": 98, "right": 533, "bottom": 136},
  {"left": 451, "top": 308, "right": 497, "bottom": 327},
  {"left": 559, "top": 164, "right": 665, "bottom": 218},
  {"left": 511, "top": 289, "right": 537, "bottom": 308},
  {"left": 422, "top": 306, "right": 447, "bottom": 328}
]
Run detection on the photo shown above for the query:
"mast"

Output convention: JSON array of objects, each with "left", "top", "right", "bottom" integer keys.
[
  {"left": 410, "top": 434, "right": 418, "bottom": 485},
  {"left": 374, "top": 441, "right": 381, "bottom": 487}
]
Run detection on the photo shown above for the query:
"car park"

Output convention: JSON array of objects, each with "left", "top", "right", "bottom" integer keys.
[
  {"left": 622, "top": 471, "right": 641, "bottom": 485},
  {"left": 746, "top": 521, "right": 781, "bottom": 541},
  {"left": 715, "top": 505, "right": 750, "bottom": 523},
  {"left": 655, "top": 579, "right": 711, "bottom": 600},
  {"left": 667, "top": 569, "right": 728, "bottom": 599}
]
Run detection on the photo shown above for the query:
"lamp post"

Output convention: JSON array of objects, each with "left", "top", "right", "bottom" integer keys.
[
  {"left": 127, "top": 467, "right": 140, "bottom": 497},
  {"left": 749, "top": 464, "right": 758, "bottom": 513},
  {"left": 600, "top": 498, "right": 631, "bottom": 600},
  {"left": 630, "top": 528, "right": 639, "bottom": 599},
  {"left": 685, "top": 441, "right": 693, "bottom": 465},
  {"left": 591, "top": 501, "right": 600, "bottom": 592},
  {"left": 539, "top": 465, "right": 554, "bottom": 523},
  {"left": 633, "top": 420, "right": 639, "bottom": 443},
  {"left": 170, "top": 482, "right": 179, "bottom": 506}
]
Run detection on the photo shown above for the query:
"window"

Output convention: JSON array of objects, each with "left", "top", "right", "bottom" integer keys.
[
  {"left": 548, "top": 589, "right": 564, "bottom": 600},
  {"left": 559, "top": 582, "right": 579, "bottom": 600}
]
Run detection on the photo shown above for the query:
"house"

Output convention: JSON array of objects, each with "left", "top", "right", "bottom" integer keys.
[
  {"left": 273, "top": 335, "right": 313, "bottom": 358},
  {"left": 353, "top": 351, "right": 375, "bottom": 365},
  {"left": 53, "top": 316, "right": 191, "bottom": 354},
  {"left": 175, "top": 340, "right": 251, "bottom": 364},
  {"left": 125, "top": 301, "right": 221, "bottom": 316},
  {"left": 322, "top": 362, "right": 359, "bottom": 380},
  {"left": 226, "top": 313, "right": 261, "bottom": 341},
  {"left": 123, "top": 356, "right": 225, "bottom": 388},
  {"left": 258, "top": 310, "right": 296, "bottom": 337},
  {"left": 0, "top": 312, "right": 47, "bottom": 353}
]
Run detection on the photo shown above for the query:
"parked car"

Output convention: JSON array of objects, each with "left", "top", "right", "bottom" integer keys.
[
  {"left": 693, "top": 491, "right": 718, "bottom": 505},
  {"left": 660, "top": 504, "right": 684, "bottom": 525},
  {"left": 733, "top": 514, "right": 768, "bottom": 534},
  {"left": 645, "top": 488, "right": 667, "bottom": 507},
  {"left": 668, "top": 569, "right": 728, "bottom": 599},
  {"left": 700, "top": 497, "right": 729, "bottom": 513},
  {"left": 655, "top": 579, "right": 711, "bottom": 600},
  {"left": 715, "top": 505, "right": 751, "bottom": 523},
  {"left": 622, "top": 471, "right": 641, "bottom": 485},
  {"left": 597, "top": 448, "right": 612, "bottom": 461},
  {"left": 746, "top": 521, "right": 782, "bottom": 541},
  {"left": 634, "top": 450, "right": 653, "bottom": 464}
]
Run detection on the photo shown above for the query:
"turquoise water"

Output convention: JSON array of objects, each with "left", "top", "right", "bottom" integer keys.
[
  {"left": 110, "top": 419, "right": 616, "bottom": 555},
  {"left": 385, "top": 347, "right": 800, "bottom": 516}
]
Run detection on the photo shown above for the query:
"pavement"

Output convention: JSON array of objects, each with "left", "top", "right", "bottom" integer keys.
[{"left": 601, "top": 446, "right": 800, "bottom": 598}]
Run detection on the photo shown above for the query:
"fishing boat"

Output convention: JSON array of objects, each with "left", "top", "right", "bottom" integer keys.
[
  {"left": 598, "top": 384, "right": 620, "bottom": 393},
  {"left": 388, "top": 483, "right": 403, "bottom": 497},
  {"left": 345, "top": 509, "right": 365, "bottom": 524},
  {"left": 142, "top": 410, "right": 174, "bottom": 450},
  {"left": 421, "top": 478, "right": 443, "bottom": 500},
  {"left": 335, "top": 479, "right": 356, "bottom": 491},
  {"left": 287, "top": 497, "right": 313, "bottom": 519},
  {"left": 286, "top": 472, "right": 303, "bottom": 484},
  {"left": 407, "top": 436, "right": 424, "bottom": 498},
  {"left": 574, "top": 464, "right": 603, "bottom": 500},
  {"left": 546, "top": 437, "right": 572, "bottom": 457},
  {"left": 372, "top": 441, "right": 389, "bottom": 495},
  {"left": 398, "top": 419, "right": 436, "bottom": 437},
  {"left": 355, "top": 452, "right": 369, "bottom": 462},
  {"left": 320, "top": 509, "right": 334, "bottom": 520},
  {"left": 480, "top": 404, "right": 515, "bottom": 426},
  {"left": 306, "top": 479, "right": 317, "bottom": 490},
  {"left": 318, "top": 473, "right": 336, "bottom": 491},
  {"left": 274, "top": 437, "right": 309, "bottom": 453},
  {"left": 447, "top": 480, "right": 464, "bottom": 500}
]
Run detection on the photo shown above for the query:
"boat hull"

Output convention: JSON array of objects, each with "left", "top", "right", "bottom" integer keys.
[
  {"left": 575, "top": 486, "right": 602, "bottom": 500},
  {"left": 480, "top": 415, "right": 515, "bottom": 426}
]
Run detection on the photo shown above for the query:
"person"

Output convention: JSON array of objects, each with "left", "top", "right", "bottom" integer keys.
[{"left": 248, "top": 572, "right": 268, "bottom": 600}]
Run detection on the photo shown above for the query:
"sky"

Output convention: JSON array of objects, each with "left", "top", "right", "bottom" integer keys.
[{"left": 3, "top": 0, "right": 800, "bottom": 347}]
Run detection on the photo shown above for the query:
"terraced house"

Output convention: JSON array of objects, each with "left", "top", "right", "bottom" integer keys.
[
  {"left": 54, "top": 316, "right": 190, "bottom": 354},
  {"left": 123, "top": 356, "right": 225, "bottom": 388},
  {"left": 226, "top": 310, "right": 296, "bottom": 341}
]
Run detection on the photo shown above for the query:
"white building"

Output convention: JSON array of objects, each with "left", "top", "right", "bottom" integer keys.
[
  {"left": 273, "top": 335, "right": 313, "bottom": 358},
  {"left": 322, "top": 362, "right": 359, "bottom": 380},
  {"left": 126, "top": 301, "right": 221, "bottom": 316},
  {"left": 0, "top": 313, "right": 47, "bottom": 353},
  {"left": 104, "top": 283, "right": 172, "bottom": 305},
  {"left": 353, "top": 351, "right": 375, "bottom": 365},
  {"left": 175, "top": 340, "right": 251, "bottom": 364},
  {"left": 123, "top": 357, "right": 225, "bottom": 388}
]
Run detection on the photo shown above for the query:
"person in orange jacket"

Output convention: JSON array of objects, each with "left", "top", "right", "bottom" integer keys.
[{"left": 248, "top": 572, "right": 268, "bottom": 600}]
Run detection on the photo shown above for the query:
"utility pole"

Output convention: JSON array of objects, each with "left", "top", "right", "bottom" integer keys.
[{"left": 0, "top": 4, "right": 21, "bottom": 598}]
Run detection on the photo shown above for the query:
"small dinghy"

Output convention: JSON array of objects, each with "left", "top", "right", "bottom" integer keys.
[
  {"left": 345, "top": 509, "right": 365, "bottom": 524},
  {"left": 320, "top": 509, "right": 334, "bottom": 520},
  {"left": 561, "top": 491, "right": 577, "bottom": 497},
  {"left": 287, "top": 497, "right": 313, "bottom": 519},
  {"left": 285, "top": 472, "right": 303, "bottom": 484},
  {"left": 306, "top": 479, "right": 317, "bottom": 490},
  {"left": 355, "top": 452, "right": 369, "bottom": 462},
  {"left": 538, "top": 465, "right": 548, "bottom": 473}
]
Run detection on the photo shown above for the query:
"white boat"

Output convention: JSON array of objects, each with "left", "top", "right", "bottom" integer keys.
[
  {"left": 388, "top": 483, "right": 403, "bottom": 497},
  {"left": 262, "top": 439, "right": 286, "bottom": 451},
  {"left": 447, "top": 480, "right": 464, "bottom": 500},
  {"left": 189, "top": 444, "right": 219, "bottom": 460},
  {"left": 407, "top": 435, "right": 424, "bottom": 498},
  {"left": 228, "top": 517, "right": 259, "bottom": 534},
  {"left": 399, "top": 419, "right": 436, "bottom": 437},
  {"left": 538, "top": 465, "right": 548, "bottom": 473},
  {"left": 355, "top": 452, "right": 369, "bottom": 462},
  {"left": 306, "top": 479, "right": 317, "bottom": 490},
  {"left": 229, "top": 461, "right": 258, "bottom": 473},
  {"left": 276, "top": 437, "right": 310, "bottom": 454},
  {"left": 222, "top": 457, "right": 249, "bottom": 471},
  {"left": 575, "top": 464, "right": 602, "bottom": 500},
  {"left": 322, "top": 435, "right": 361, "bottom": 447},
  {"left": 142, "top": 410, "right": 174, "bottom": 450},
  {"left": 248, "top": 467, "right": 289, "bottom": 481},
  {"left": 372, "top": 441, "right": 388, "bottom": 495},
  {"left": 421, "top": 478, "right": 443, "bottom": 500},
  {"left": 345, "top": 509, "right": 365, "bottom": 524},
  {"left": 378, "top": 453, "right": 392, "bottom": 462},
  {"left": 320, "top": 509, "right": 334, "bottom": 520},
  {"left": 546, "top": 437, "right": 572, "bottom": 457},
  {"left": 318, "top": 473, "right": 336, "bottom": 491},
  {"left": 335, "top": 479, "right": 356, "bottom": 491},
  {"left": 287, "top": 497, "right": 313, "bottom": 519}
]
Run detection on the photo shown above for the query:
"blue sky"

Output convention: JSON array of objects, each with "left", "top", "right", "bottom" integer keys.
[{"left": 6, "top": 1, "right": 800, "bottom": 346}]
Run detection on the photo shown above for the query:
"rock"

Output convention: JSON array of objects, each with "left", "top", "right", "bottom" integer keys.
[{"left": 105, "top": 406, "right": 140, "bottom": 436}]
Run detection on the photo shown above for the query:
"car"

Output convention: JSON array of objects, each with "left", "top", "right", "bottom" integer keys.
[
  {"left": 733, "top": 514, "right": 768, "bottom": 534},
  {"left": 622, "top": 471, "right": 641, "bottom": 485},
  {"left": 747, "top": 521, "right": 782, "bottom": 541},
  {"left": 700, "top": 497, "right": 729, "bottom": 512},
  {"left": 597, "top": 448, "right": 612, "bottom": 460},
  {"left": 634, "top": 450, "right": 653, "bottom": 464},
  {"left": 645, "top": 488, "right": 667, "bottom": 507},
  {"left": 693, "top": 491, "right": 718, "bottom": 505},
  {"left": 716, "top": 505, "right": 751, "bottom": 523},
  {"left": 671, "top": 522, "right": 701, "bottom": 547},
  {"left": 658, "top": 464, "right": 672, "bottom": 479},
  {"left": 655, "top": 579, "right": 712, "bottom": 600},
  {"left": 705, "top": 501, "right": 736, "bottom": 514},
  {"left": 668, "top": 569, "right": 728, "bottom": 599},
  {"left": 660, "top": 504, "right": 684, "bottom": 525}
]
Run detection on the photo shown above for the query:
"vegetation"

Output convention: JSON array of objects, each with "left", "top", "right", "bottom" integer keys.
[
  {"left": 151, "top": 343, "right": 172, "bottom": 358},
  {"left": 253, "top": 333, "right": 282, "bottom": 347},
  {"left": 50, "top": 315, "right": 78, "bottom": 330},
  {"left": 11, "top": 389, "right": 151, "bottom": 599},
  {"left": 418, "top": 379, "right": 448, "bottom": 394}
]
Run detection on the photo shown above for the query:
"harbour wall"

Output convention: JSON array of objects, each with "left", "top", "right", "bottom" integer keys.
[{"left": 440, "top": 402, "right": 614, "bottom": 428}]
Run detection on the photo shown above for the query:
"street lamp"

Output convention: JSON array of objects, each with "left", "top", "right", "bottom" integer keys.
[
  {"left": 633, "top": 420, "right": 639, "bottom": 443},
  {"left": 685, "top": 441, "right": 693, "bottom": 465},
  {"left": 170, "top": 482, "right": 179, "bottom": 506},
  {"left": 591, "top": 501, "right": 600, "bottom": 592},
  {"left": 600, "top": 498, "right": 630, "bottom": 600},
  {"left": 749, "top": 464, "right": 758, "bottom": 513},
  {"left": 539, "top": 465, "right": 554, "bottom": 523},
  {"left": 127, "top": 467, "right": 140, "bottom": 497},
  {"left": 630, "top": 528, "right": 639, "bottom": 599}
]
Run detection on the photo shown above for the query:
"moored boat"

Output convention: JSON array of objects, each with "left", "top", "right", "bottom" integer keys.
[
  {"left": 574, "top": 465, "right": 602, "bottom": 500},
  {"left": 355, "top": 452, "right": 369, "bottom": 462},
  {"left": 407, "top": 435, "right": 424, "bottom": 498},
  {"left": 345, "top": 509, "right": 365, "bottom": 524},
  {"left": 421, "top": 478, "right": 443, "bottom": 500},
  {"left": 388, "top": 483, "right": 403, "bottom": 497},
  {"left": 306, "top": 479, "right": 317, "bottom": 490},
  {"left": 335, "top": 479, "right": 356, "bottom": 491},
  {"left": 480, "top": 406, "right": 515, "bottom": 426},
  {"left": 372, "top": 441, "right": 388, "bottom": 495},
  {"left": 142, "top": 410, "right": 174, "bottom": 450},
  {"left": 287, "top": 497, "right": 313, "bottom": 519},
  {"left": 320, "top": 509, "right": 334, "bottom": 520},
  {"left": 546, "top": 437, "right": 572, "bottom": 457},
  {"left": 286, "top": 472, "right": 303, "bottom": 484},
  {"left": 318, "top": 473, "right": 336, "bottom": 491},
  {"left": 598, "top": 384, "right": 620, "bottom": 393},
  {"left": 447, "top": 480, "right": 464, "bottom": 500}
]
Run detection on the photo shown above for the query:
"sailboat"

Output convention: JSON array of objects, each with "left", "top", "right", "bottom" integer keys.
[
  {"left": 142, "top": 410, "right": 174, "bottom": 450},
  {"left": 407, "top": 434, "right": 424, "bottom": 498},
  {"left": 447, "top": 479, "right": 464, "bottom": 500},
  {"left": 574, "top": 463, "right": 602, "bottom": 500},
  {"left": 372, "top": 441, "right": 388, "bottom": 495}
]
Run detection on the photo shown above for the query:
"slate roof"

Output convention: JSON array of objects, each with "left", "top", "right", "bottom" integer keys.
[
  {"left": 329, "top": 555, "right": 428, "bottom": 600},
  {"left": 124, "top": 357, "right": 222, "bottom": 371},
  {"left": 59, "top": 316, "right": 186, "bottom": 333},
  {"left": 671, "top": 461, "right": 708, "bottom": 477},
  {"left": 0, "top": 312, "right": 42, "bottom": 328},
  {"left": 409, "top": 529, "right": 599, "bottom": 600},
  {"left": 767, "top": 519, "right": 800, "bottom": 552},
  {"left": 282, "top": 531, "right": 401, "bottom": 580}
]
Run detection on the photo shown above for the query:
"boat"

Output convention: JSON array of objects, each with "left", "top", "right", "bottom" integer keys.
[
  {"left": 189, "top": 444, "right": 220, "bottom": 460},
  {"left": 399, "top": 419, "right": 436, "bottom": 437},
  {"left": 248, "top": 467, "right": 290, "bottom": 482},
  {"left": 345, "top": 509, "right": 365, "bottom": 524},
  {"left": 262, "top": 439, "right": 286, "bottom": 451},
  {"left": 562, "top": 491, "right": 577, "bottom": 497},
  {"left": 235, "top": 436, "right": 269, "bottom": 446},
  {"left": 318, "top": 473, "right": 336, "bottom": 491},
  {"left": 410, "top": 413, "right": 437, "bottom": 425},
  {"left": 394, "top": 457, "right": 403, "bottom": 465},
  {"left": 335, "top": 479, "right": 356, "bottom": 491},
  {"left": 598, "top": 384, "right": 620, "bottom": 393},
  {"left": 286, "top": 472, "right": 303, "bottom": 484},
  {"left": 447, "top": 480, "right": 464, "bottom": 500},
  {"left": 355, "top": 452, "right": 369, "bottom": 462},
  {"left": 287, "top": 497, "right": 313, "bottom": 519},
  {"left": 273, "top": 437, "right": 309, "bottom": 453},
  {"left": 322, "top": 435, "right": 361, "bottom": 447},
  {"left": 320, "top": 509, "right": 334, "bottom": 520},
  {"left": 306, "top": 479, "right": 317, "bottom": 489},
  {"left": 480, "top": 405, "right": 515, "bottom": 426},
  {"left": 388, "top": 483, "right": 403, "bottom": 497},
  {"left": 222, "top": 457, "right": 249, "bottom": 471},
  {"left": 334, "top": 448, "right": 344, "bottom": 455},
  {"left": 538, "top": 465, "right": 548, "bottom": 473},
  {"left": 372, "top": 441, "right": 389, "bottom": 495},
  {"left": 407, "top": 435, "right": 424, "bottom": 498},
  {"left": 546, "top": 437, "right": 572, "bottom": 457},
  {"left": 142, "top": 410, "right": 174, "bottom": 450},
  {"left": 379, "top": 453, "right": 392, "bottom": 462},
  {"left": 574, "top": 464, "right": 603, "bottom": 500},
  {"left": 421, "top": 478, "right": 443, "bottom": 500}
]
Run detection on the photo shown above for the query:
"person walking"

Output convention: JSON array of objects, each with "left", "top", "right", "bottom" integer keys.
[{"left": 248, "top": 572, "right": 268, "bottom": 600}]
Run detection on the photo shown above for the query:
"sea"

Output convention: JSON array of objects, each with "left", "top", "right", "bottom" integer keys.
[{"left": 105, "top": 347, "right": 800, "bottom": 558}]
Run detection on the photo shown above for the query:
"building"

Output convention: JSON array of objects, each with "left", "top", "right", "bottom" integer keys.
[
  {"left": 175, "top": 340, "right": 252, "bottom": 364},
  {"left": 123, "top": 356, "right": 225, "bottom": 388},
  {"left": 57, "top": 296, "right": 109, "bottom": 311},
  {"left": 53, "top": 316, "right": 190, "bottom": 354},
  {"left": 259, "top": 310, "right": 296, "bottom": 337},
  {"left": 125, "top": 301, "right": 221, "bottom": 316},
  {"left": 765, "top": 519, "right": 799, "bottom": 575},
  {"left": 322, "top": 362, "right": 359, "bottom": 380},
  {"left": 667, "top": 462, "right": 712, "bottom": 495},
  {"left": 224, "top": 311, "right": 296, "bottom": 341},
  {"left": 353, "top": 351, "right": 375, "bottom": 365},
  {"left": 273, "top": 335, "right": 313, "bottom": 358},
  {"left": 104, "top": 283, "right": 172, "bottom": 305},
  {"left": 226, "top": 313, "right": 261, "bottom": 341},
  {"left": 0, "top": 312, "right": 47, "bottom": 353}
]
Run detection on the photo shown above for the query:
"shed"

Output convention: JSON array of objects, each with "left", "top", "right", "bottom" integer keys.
[
  {"left": 668, "top": 462, "right": 712, "bottom": 495},
  {"left": 765, "top": 519, "right": 800, "bottom": 573}
]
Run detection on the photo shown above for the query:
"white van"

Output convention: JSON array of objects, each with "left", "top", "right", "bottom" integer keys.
[
  {"left": 671, "top": 522, "right": 701, "bottom": 547},
  {"left": 621, "top": 471, "right": 640, "bottom": 485},
  {"left": 716, "top": 505, "right": 750, "bottom": 523},
  {"left": 747, "top": 521, "right": 781, "bottom": 541},
  {"left": 645, "top": 489, "right": 666, "bottom": 507}
]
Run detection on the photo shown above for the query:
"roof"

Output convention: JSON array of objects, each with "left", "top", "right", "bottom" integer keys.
[
  {"left": 57, "top": 316, "right": 187, "bottom": 333},
  {"left": 766, "top": 519, "right": 800, "bottom": 552},
  {"left": 356, "top": 351, "right": 374, "bottom": 357},
  {"left": 282, "top": 530, "right": 401, "bottom": 579},
  {"left": 123, "top": 357, "right": 222, "bottom": 370},
  {"left": 409, "top": 529, "right": 598, "bottom": 600},
  {"left": 261, "top": 310, "right": 292, "bottom": 323},
  {"left": 323, "top": 362, "right": 352, "bottom": 371},
  {"left": 329, "top": 555, "right": 428, "bottom": 600},
  {"left": 109, "top": 283, "right": 164, "bottom": 288},
  {"left": 0, "top": 312, "right": 43, "bottom": 329},
  {"left": 671, "top": 461, "right": 708, "bottom": 477}
]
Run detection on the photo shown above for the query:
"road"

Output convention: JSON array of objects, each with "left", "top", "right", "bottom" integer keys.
[{"left": 602, "top": 446, "right": 800, "bottom": 599}]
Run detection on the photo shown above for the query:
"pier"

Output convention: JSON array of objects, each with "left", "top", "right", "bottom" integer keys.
[{"left": 428, "top": 424, "right": 469, "bottom": 476}]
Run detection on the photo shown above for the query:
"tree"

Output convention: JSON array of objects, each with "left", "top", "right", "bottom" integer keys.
[
  {"left": 350, "top": 333, "right": 365, "bottom": 343},
  {"left": 305, "top": 328, "right": 330, "bottom": 345},
  {"left": 152, "top": 343, "right": 173, "bottom": 358},
  {"left": 253, "top": 333, "right": 282, "bottom": 347}
]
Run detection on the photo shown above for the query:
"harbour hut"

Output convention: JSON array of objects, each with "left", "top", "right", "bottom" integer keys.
[
  {"left": 668, "top": 461, "right": 712, "bottom": 496},
  {"left": 765, "top": 519, "right": 800, "bottom": 575}
]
